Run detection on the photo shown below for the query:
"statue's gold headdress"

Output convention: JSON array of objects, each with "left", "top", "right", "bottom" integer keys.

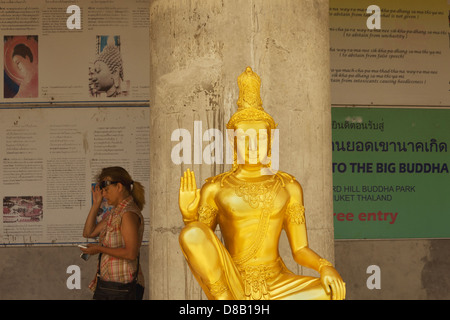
[{"left": 227, "top": 67, "right": 276, "bottom": 129}]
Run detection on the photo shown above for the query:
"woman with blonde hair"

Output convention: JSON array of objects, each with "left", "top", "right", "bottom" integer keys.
[{"left": 81, "top": 166, "right": 145, "bottom": 300}]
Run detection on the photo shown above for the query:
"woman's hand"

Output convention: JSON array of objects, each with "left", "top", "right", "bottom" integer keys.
[
  {"left": 179, "top": 168, "right": 201, "bottom": 223},
  {"left": 92, "top": 184, "right": 103, "bottom": 207},
  {"left": 82, "top": 185, "right": 106, "bottom": 238},
  {"left": 80, "top": 243, "right": 102, "bottom": 255}
]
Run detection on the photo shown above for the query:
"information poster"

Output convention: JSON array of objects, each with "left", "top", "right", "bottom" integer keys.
[
  {"left": 0, "top": 107, "right": 150, "bottom": 245},
  {"left": 329, "top": 0, "right": 449, "bottom": 106},
  {"left": 0, "top": 0, "right": 149, "bottom": 105},
  {"left": 332, "top": 108, "right": 450, "bottom": 239}
]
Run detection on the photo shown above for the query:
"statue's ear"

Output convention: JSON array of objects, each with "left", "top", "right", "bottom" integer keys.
[
  {"left": 226, "top": 128, "right": 235, "bottom": 148},
  {"left": 267, "top": 128, "right": 273, "bottom": 156},
  {"left": 112, "top": 71, "right": 121, "bottom": 88},
  {"left": 225, "top": 128, "right": 237, "bottom": 164}
]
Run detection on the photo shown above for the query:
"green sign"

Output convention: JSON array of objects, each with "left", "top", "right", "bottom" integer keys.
[{"left": 332, "top": 108, "right": 449, "bottom": 239}]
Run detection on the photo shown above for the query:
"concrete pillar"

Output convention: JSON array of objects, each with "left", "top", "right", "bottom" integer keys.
[{"left": 149, "top": 0, "right": 332, "bottom": 299}]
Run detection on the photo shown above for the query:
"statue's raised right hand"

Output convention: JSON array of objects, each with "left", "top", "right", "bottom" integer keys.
[{"left": 179, "top": 168, "right": 201, "bottom": 223}]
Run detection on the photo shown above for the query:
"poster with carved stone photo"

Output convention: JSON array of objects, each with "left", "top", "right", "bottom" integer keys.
[{"left": 0, "top": 0, "right": 149, "bottom": 105}]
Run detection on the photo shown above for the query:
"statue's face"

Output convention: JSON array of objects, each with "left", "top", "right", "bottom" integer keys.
[
  {"left": 91, "top": 61, "right": 114, "bottom": 92},
  {"left": 234, "top": 121, "right": 270, "bottom": 165}
]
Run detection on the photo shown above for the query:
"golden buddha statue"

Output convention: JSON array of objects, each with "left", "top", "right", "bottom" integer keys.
[{"left": 178, "top": 67, "right": 345, "bottom": 300}]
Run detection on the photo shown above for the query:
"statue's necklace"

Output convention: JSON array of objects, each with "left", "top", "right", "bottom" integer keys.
[{"left": 228, "top": 175, "right": 277, "bottom": 209}]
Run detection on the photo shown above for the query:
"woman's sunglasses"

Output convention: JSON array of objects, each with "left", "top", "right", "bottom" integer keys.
[{"left": 99, "top": 180, "right": 120, "bottom": 190}]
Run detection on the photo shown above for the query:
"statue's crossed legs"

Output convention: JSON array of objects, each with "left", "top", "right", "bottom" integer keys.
[{"left": 179, "top": 222, "right": 331, "bottom": 300}]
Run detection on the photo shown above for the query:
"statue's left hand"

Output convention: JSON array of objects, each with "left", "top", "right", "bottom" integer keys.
[{"left": 320, "top": 266, "right": 346, "bottom": 300}]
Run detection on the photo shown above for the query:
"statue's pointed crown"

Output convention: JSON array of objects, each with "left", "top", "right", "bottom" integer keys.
[
  {"left": 227, "top": 67, "right": 276, "bottom": 129},
  {"left": 237, "top": 66, "right": 263, "bottom": 111}
]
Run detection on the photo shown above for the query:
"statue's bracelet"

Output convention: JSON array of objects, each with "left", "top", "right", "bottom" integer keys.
[
  {"left": 318, "top": 258, "right": 333, "bottom": 273},
  {"left": 182, "top": 217, "right": 199, "bottom": 225}
]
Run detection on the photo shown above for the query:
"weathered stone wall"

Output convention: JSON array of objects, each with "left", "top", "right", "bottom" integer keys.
[{"left": 149, "top": 0, "right": 333, "bottom": 299}]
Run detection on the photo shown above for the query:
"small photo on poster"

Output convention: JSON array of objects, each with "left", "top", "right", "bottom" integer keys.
[
  {"left": 3, "top": 36, "right": 39, "bottom": 99},
  {"left": 88, "top": 35, "right": 129, "bottom": 98},
  {"left": 3, "top": 196, "right": 43, "bottom": 223}
]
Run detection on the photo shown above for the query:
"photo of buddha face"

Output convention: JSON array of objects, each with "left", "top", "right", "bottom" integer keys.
[
  {"left": 89, "top": 35, "right": 127, "bottom": 97},
  {"left": 4, "top": 36, "right": 38, "bottom": 99},
  {"left": 92, "top": 60, "right": 116, "bottom": 92}
]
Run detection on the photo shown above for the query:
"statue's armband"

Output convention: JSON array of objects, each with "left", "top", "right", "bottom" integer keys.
[
  {"left": 318, "top": 258, "right": 333, "bottom": 272},
  {"left": 285, "top": 202, "right": 306, "bottom": 225},
  {"left": 198, "top": 203, "right": 218, "bottom": 228}
]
